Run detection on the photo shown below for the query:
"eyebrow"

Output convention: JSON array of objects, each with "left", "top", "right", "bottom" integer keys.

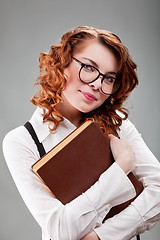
[{"left": 82, "top": 57, "right": 117, "bottom": 76}]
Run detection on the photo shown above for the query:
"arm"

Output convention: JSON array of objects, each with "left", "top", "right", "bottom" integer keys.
[
  {"left": 81, "top": 231, "right": 100, "bottom": 240},
  {"left": 94, "top": 119, "right": 160, "bottom": 240},
  {"left": 3, "top": 125, "right": 136, "bottom": 240}
]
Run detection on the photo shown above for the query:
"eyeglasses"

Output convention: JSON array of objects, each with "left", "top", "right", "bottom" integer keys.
[{"left": 72, "top": 57, "right": 120, "bottom": 95}]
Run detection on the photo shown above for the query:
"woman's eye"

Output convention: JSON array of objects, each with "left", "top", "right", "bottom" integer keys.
[
  {"left": 83, "top": 64, "right": 95, "bottom": 72},
  {"left": 104, "top": 77, "right": 115, "bottom": 84}
]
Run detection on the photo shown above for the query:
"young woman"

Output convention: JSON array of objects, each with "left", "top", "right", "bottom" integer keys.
[{"left": 3, "top": 26, "right": 160, "bottom": 240}]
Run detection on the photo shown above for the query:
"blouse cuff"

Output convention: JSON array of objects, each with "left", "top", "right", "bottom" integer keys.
[
  {"left": 84, "top": 162, "right": 136, "bottom": 217},
  {"left": 94, "top": 204, "right": 145, "bottom": 240}
]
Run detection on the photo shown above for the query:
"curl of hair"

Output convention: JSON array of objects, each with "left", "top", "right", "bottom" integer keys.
[{"left": 31, "top": 26, "right": 138, "bottom": 135}]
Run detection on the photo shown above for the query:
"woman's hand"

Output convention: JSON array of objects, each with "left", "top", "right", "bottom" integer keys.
[
  {"left": 80, "top": 231, "right": 100, "bottom": 240},
  {"left": 108, "top": 134, "right": 136, "bottom": 175}
]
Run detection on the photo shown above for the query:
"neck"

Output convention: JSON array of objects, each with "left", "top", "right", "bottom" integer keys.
[{"left": 57, "top": 98, "right": 83, "bottom": 128}]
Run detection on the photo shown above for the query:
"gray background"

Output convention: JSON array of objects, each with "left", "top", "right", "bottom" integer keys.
[{"left": 1, "top": 0, "right": 160, "bottom": 239}]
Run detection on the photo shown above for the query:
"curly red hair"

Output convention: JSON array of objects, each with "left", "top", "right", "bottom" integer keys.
[{"left": 31, "top": 26, "right": 138, "bottom": 135}]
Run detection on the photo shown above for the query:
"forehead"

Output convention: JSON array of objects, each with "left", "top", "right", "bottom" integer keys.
[{"left": 74, "top": 40, "right": 119, "bottom": 73}]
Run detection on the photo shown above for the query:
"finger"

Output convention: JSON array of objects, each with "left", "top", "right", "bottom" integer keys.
[
  {"left": 108, "top": 134, "right": 115, "bottom": 140},
  {"left": 108, "top": 134, "right": 119, "bottom": 142}
]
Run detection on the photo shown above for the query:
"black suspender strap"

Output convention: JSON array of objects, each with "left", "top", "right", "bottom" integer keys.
[
  {"left": 136, "top": 234, "right": 140, "bottom": 240},
  {"left": 24, "top": 121, "right": 46, "bottom": 157},
  {"left": 24, "top": 122, "right": 50, "bottom": 239}
]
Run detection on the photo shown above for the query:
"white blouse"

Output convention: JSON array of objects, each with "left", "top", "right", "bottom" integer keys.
[{"left": 3, "top": 107, "right": 160, "bottom": 240}]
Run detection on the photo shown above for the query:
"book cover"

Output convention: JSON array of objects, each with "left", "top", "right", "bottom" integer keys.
[{"left": 32, "top": 120, "right": 143, "bottom": 219}]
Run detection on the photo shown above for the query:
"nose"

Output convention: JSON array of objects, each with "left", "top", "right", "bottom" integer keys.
[{"left": 88, "top": 76, "right": 102, "bottom": 90}]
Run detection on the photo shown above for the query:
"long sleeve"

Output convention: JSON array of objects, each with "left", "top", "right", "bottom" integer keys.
[
  {"left": 3, "top": 122, "right": 135, "bottom": 240},
  {"left": 94, "top": 119, "right": 160, "bottom": 240}
]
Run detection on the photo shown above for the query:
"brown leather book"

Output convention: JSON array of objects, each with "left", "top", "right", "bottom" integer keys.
[{"left": 32, "top": 120, "right": 143, "bottom": 220}]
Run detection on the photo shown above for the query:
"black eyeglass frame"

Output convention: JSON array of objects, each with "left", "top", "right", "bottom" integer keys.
[{"left": 72, "top": 57, "right": 120, "bottom": 95}]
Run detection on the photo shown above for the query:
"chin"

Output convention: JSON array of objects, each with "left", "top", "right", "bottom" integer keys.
[
  {"left": 72, "top": 104, "right": 98, "bottom": 114},
  {"left": 79, "top": 108, "right": 95, "bottom": 114}
]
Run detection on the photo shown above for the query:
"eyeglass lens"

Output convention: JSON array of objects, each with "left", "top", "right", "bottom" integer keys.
[{"left": 80, "top": 65, "right": 119, "bottom": 94}]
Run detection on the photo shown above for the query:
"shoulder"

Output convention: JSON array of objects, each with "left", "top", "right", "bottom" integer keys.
[
  {"left": 115, "top": 110, "right": 139, "bottom": 137},
  {"left": 3, "top": 107, "right": 48, "bottom": 155},
  {"left": 3, "top": 125, "right": 39, "bottom": 162},
  {"left": 118, "top": 116, "right": 141, "bottom": 143},
  {"left": 2, "top": 113, "right": 45, "bottom": 172},
  {"left": 3, "top": 125, "right": 31, "bottom": 148},
  {"left": 2, "top": 126, "right": 41, "bottom": 194}
]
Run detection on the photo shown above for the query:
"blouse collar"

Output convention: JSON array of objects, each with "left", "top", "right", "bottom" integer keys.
[{"left": 29, "top": 107, "right": 76, "bottom": 143}]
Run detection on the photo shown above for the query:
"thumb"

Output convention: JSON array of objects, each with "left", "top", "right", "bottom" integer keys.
[
  {"left": 108, "top": 134, "right": 120, "bottom": 152},
  {"left": 108, "top": 134, "right": 117, "bottom": 141}
]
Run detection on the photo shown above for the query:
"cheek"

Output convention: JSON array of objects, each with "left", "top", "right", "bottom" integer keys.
[
  {"left": 64, "top": 71, "right": 82, "bottom": 93},
  {"left": 64, "top": 67, "right": 77, "bottom": 87},
  {"left": 64, "top": 64, "right": 77, "bottom": 81},
  {"left": 99, "top": 95, "right": 109, "bottom": 105},
  {"left": 64, "top": 68, "right": 71, "bottom": 81}
]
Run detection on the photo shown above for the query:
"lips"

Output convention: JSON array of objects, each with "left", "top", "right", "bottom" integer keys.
[{"left": 80, "top": 91, "right": 97, "bottom": 101}]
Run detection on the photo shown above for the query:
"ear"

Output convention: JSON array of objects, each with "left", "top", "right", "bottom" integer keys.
[
  {"left": 64, "top": 72, "right": 68, "bottom": 81},
  {"left": 63, "top": 69, "right": 69, "bottom": 81}
]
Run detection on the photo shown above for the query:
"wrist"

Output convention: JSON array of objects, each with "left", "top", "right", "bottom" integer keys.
[
  {"left": 81, "top": 231, "right": 100, "bottom": 240},
  {"left": 116, "top": 161, "right": 130, "bottom": 175}
]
